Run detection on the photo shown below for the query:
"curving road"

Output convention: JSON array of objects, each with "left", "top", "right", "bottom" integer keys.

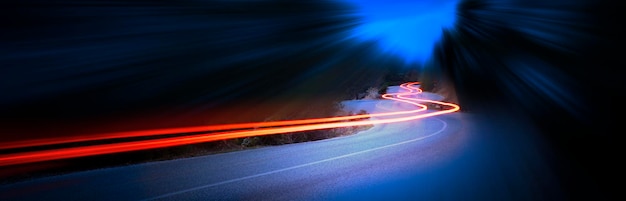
[
  {"left": 0, "top": 82, "right": 457, "bottom": 166},
  {"left": 0, "top": 86, "right": 564, "bottom": 200}
]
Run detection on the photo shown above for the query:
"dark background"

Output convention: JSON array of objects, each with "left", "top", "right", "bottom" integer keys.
[
  {"left": 430, "top": 0, "right": 624, "bottom": 199},
  {"left": 1, "top": 0, "right": 404, "bottom": 140},
  {"left": 1, "top": 0, "right": 624, "bottom": 198}
]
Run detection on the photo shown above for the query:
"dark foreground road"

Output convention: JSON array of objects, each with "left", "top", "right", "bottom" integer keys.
[{"left": 0, "top": 99, "right": 565, "bottom": 200}]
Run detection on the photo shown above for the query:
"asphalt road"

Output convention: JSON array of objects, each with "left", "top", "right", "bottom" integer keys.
[{"left": 0, "top": 99, "right": 564, "bottom": 200}]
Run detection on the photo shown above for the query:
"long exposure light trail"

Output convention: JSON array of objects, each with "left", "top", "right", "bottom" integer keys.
[
  {"left": 0, "top": 82, "right": 459, "bottom": 166},
  {"left": 399, "top": 83, "right": 461, "bottom": 109},
  {"left": 0, "top": 83, "right": 424, "bottom": 150}
]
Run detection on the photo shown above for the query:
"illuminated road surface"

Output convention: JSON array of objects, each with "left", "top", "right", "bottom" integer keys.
[
  {"left": 0, "top": 82, "right": 458, "bottom": 166},
  {"left": 0, "top": 86, "right": 563, "bottom": 200}
]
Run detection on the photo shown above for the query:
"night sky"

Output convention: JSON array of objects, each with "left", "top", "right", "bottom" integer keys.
[{"left": 344, "top": 0, "right": 459, "bottom": 64}]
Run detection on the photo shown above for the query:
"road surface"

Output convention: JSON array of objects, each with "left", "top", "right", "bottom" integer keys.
[{"left": 0, "top": 89, "right": 564, "bottom": 200}]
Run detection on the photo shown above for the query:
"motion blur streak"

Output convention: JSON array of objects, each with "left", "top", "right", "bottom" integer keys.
[
  {"left": 344, "top": 0, "right": 459, "bottom": 64},
  {"left": 0, "top": 83, "right": 425, "bottom": 150},
  {"left": 0, "top": 82, "right": 459, "bottom": 166}
]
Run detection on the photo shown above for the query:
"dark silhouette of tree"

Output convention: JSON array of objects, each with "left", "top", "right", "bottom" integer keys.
[
  {"left": 0, "top": 0, "right": 400, "bottom": 139},
  {"left": 431, "top": 0, "right": 623, "bottom": 199}
]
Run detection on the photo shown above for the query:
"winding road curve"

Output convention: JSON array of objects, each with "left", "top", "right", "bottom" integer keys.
[
  {"left": 0, "top": 82, "right": 458, "bottom": 166},
  {"left": 0, "top": 84, "right": 563, "bottom": 200}
]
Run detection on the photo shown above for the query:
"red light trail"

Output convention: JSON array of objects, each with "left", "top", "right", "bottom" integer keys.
[
  {"left": 0, "top": 83, "right": 425, "bottom": 150},
  {"left": 0, "top": 82, "right": 459, "bottom": 166}
]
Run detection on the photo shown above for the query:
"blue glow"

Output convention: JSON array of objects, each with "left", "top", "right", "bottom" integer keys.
[{"left": 343, "top": 0, "right": 459, "bottom": 64}]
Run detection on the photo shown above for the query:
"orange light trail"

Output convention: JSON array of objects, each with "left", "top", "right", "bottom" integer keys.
[
  {"left": 0, "top": 82, "right": 459, "bottom": 166},
  {"left": 0, "top": 83, "right": 423, "bottom": 150}
]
